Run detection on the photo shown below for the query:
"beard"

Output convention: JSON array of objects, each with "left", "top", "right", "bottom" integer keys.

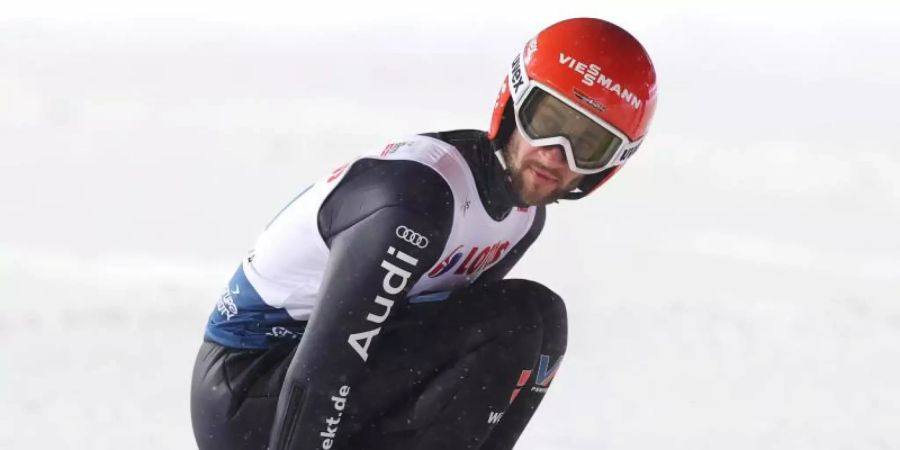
[{"left": 503, "top": 148, "right": 580, "bottom": 206}]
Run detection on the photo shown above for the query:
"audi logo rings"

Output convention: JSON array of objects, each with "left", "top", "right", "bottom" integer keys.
[{"left": 396, "top": 225, "right": 429, "bottom": 249}]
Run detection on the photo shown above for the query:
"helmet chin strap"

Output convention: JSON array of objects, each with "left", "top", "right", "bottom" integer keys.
[
  {"left": 490, "top": 142, "right": 533, "bottom": 209},
  {"left": 562, "top": 189, "right": 589, "bottom": 200},
  {"left": 566, "top": 167, "right": 618, "bottom": 199},
  {"left": 493, "top": 148, "right": 509, "bottom": 172}
]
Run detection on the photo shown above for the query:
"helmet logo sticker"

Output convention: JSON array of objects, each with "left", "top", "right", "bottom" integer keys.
[
  {"left": 573, "top": 88, "right": 606, "bottom": 113},
  {"left": 508, "top": 52, "right": 531, "bottom": 104},
  {"left": 559, "top": 53, "right": 643, "bottom": 109},
  {"left": 510, "top": 54, "right": 526, "bottom": 98},
  {"left": 523, "top": 38, "right": 538, "bottom": 64}
]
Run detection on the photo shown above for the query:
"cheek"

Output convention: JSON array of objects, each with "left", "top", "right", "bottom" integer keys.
[
  {"left": 563, "top": 174, "right": 584, "bottom": 190},
  {"left": 516, "top": 149, "right": 543, "bottom": 172},
  {"left": 507, "top": 132, "right": 539, "bottom": 167}
]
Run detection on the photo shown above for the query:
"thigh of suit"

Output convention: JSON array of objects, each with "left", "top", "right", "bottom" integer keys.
[
  {"left": 348, "top": 278, "right": 567, "bottom": 450},
  {"left": 190, "top": 340, "right": 298, "bottom": 450}
]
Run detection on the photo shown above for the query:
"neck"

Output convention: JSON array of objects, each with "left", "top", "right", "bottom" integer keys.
[{"left": 476, "top": 142, "right": 523, "bottom": 219}]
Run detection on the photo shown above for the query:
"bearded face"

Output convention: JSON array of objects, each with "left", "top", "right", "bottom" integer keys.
[{"left": 503, "top": 130, "right": 584, "bottom": 206}]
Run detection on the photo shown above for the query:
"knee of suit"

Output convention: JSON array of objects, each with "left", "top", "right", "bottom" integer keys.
[
  {"left": 515, "top": 279, "right": 568, "bottom": 354},
  {"left": 467, "top": 279, "right": 568, "bottom": 349}
]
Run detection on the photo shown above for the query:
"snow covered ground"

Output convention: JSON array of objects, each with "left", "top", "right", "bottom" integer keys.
[{"left": 2, "top": 6, "right": 899, "bottom": 449}]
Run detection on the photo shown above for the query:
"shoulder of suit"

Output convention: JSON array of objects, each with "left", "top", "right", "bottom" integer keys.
[{"left": 366, "top": 134, "right": 463, "bottom": 164}]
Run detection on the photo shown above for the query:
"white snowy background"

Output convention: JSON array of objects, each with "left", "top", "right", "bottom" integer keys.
[{"left": 2, "top": 0, "right": 899, "bottom": 449}]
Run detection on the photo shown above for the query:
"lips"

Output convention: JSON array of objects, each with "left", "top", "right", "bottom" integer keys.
[{"left": 530, "top": 165, "right": 559, "bottom": 183}]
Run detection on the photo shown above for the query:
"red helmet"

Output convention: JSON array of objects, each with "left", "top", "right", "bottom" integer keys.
[{"left": 489, "top": 18, "right": 658, "bottom": 198}]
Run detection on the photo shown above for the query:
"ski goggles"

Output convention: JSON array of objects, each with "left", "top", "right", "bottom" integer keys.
[{"left": 512, "top": 81, "right": 642, "bottom": 175}]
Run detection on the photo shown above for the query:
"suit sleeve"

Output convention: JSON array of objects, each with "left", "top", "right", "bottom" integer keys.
[{"left": 268, "top": 159, "right": 453, "bottom": 450}]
